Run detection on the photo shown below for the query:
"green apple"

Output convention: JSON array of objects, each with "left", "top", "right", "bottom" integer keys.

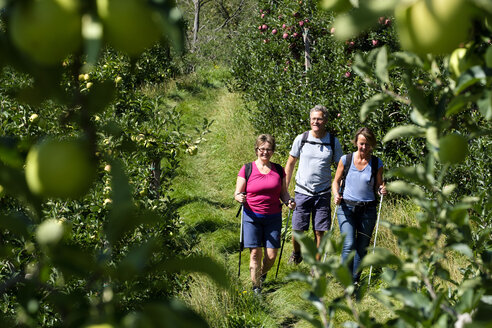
[
  {"left": 485, "top": 46, "right": 492, "bottom": 68},
  {"left": 97, "top": 0, "right": 163, "bottom": 56},
  {"left": 439, "top": 134, "right": 469, "bottom": 164},
  {"left": 449, "top": 47, "right": 482, "bottom": 77},
  {"left": 395, "top": 0, "right": 473, "bottom": 55},
  {"left": 25, "top": 138, "right": 96, "bottom": 198},
  {"left": 9, "top": 0, "right": 82, "bottom": 66}
]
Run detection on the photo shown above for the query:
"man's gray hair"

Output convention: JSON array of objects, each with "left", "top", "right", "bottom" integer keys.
[{"left": 310, "top": 105, "right": 328, "bottom": 119}]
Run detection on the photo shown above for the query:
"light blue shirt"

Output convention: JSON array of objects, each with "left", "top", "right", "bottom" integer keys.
[
  {"left": 290, "top": 132, "right": 343, "bottom": 195},
  {"left": 342, "top": 153, "right": 383, "bottom": 202}
]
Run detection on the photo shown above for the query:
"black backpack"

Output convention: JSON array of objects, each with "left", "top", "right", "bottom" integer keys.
[
  {"left": 244, "top": 162, "right": 284, "bottom": 188},
  {"left": 299, "top": 131, "right": 334, "bottom": 154},
  {"left": 340, "top": 153, "right": 379, "bottom": 200}
]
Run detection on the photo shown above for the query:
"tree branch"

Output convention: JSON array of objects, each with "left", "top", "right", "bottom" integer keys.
[{"left": 214, "top": 0, "right": 245, "bottom": 31}]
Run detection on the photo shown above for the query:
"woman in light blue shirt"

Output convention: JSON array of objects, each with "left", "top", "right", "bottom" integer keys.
[{"left": 332, "top": 127, "right": 387, "bottom": 284}]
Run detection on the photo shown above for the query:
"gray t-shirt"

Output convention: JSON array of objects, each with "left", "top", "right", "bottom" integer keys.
[{"left": 289, "top": 131, "right": 343, "bottom": 196}]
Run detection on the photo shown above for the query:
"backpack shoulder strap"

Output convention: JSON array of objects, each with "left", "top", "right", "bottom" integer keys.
[
  {"left": 299, "top": 131, "right": 310, "bottom": 151},
  {"left": 272, "top": 162, "right": 284, "bottom": 180},
  {"left": 371, "top": 156, "right": 379, "bottom": 199},
  {"left": 244, "top": 162, "right": 253, "bottom": 183},
  {"left": 340, "top": 153, "right": 352, "bottom": 194}
]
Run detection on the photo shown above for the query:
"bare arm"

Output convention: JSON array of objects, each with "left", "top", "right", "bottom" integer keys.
[
  {"left": 376, "top": 167, "right": 387, "bottom": 196},
  {"left": 234, "top": 176, "right": 246, "bottom": 203},
  {"left": 332, "top": 159, "right": 345, "bottom": 205},
  {"left": 280, "top": 176, "right": 296, "bottom": 210},
  {"left": 284, "top": 155, "right": 298, "bottom": 190}
]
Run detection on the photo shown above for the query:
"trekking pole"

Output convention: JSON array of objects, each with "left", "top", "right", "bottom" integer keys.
[
  {"left": 275, "top": 208, "right": 292, "bottom": 279},
  {"left": 368, "top": 193, "right": 384, "bottom": 286},
  {"left": 322, "top": 205, "right": 338, "bottom": 262},
  {"left": 237, "top": 194, "right": 246, "bottom": 279}
]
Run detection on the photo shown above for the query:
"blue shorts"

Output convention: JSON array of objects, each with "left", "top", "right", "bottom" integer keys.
[
  {"left": 292, "top": 192, "right": 331, "bottom": 231},
  {"left": 242, "top": 209, "right": 282, "bottom": 249}
]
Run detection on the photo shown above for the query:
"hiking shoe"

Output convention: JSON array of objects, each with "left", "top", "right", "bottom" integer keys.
[
  {"left": 288, "top": 252, "right": 303, "bottom": 265},
  {"left": 252, "top": 286, "right": 262, "bottom": 296}
]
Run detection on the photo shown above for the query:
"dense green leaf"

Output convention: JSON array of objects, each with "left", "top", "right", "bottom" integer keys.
[
  {"left": 360, "top": 93, "right": 391, "bottom": 122},
  {"left": 389, "top": 165, "right": 433, "bottom": 187},
  {"left": 291, "top": 310, "right": 323, "bottom": 328},
  {"left": 294, "top": 231, "right": 318, "bottom": 264},
  {"left": 375, "top": 46, "right": 390, "bottom": 85},
  {"left": 449, "top": 243, "right": 473, "bottom": 259},
  {"left": 477, "top": 90, "right": 492, "bottom": 120},
  {"left": 360, "top": 247, "right": 402, "bottom": 269},
  {"left": 454, "top": 66, "right": 489, "bottom": 95},
  {"left": 387, "top": 180, "right": 425, "bottom": 198},
  {"left": 383, "top": 125, "right": 425, "bottom": 142}
]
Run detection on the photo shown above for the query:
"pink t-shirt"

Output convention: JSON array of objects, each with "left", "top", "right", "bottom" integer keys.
[{"left": 238, "top": 162, "right": 283, "bottom": 215}]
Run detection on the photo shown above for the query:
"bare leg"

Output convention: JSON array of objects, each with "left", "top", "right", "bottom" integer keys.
[
  {"left": 249, "top": 247, "right": 263, "bottom": 287},
  {"left": 314, "top": 230, "right": 325, "bottom": 261},
  {"left": 261, "top": 248, "right": 279, "bottom": 276},
  {"left": 292, "top": 230, "right": 302, "bottom": 253}
]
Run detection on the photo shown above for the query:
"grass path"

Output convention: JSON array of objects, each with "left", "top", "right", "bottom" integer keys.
[
  {"left": 170, "top": 72, "right": 315, "bottom": 327},
  {"left": 170, "top": 69, "right": 419, "bottom": 327}
]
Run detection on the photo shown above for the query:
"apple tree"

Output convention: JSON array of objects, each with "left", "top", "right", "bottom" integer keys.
[
  {"left": 279, "top": 0, "right": 491, "bottom": 327},
  {"left": 0, "top": 0, "right": 223, "bottom": 327}
]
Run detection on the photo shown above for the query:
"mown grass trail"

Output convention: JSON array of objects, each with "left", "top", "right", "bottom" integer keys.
[
  {"left": 170, "top": 69, "right": 314, "bottom": 327},
  {"left": 170, "top": 68, "right": 424, "bottom": 327}
]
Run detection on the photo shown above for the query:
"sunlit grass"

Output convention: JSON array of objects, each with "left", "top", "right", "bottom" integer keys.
[{"left": 169, "top": 68, "right": 462, "bottom": 327}]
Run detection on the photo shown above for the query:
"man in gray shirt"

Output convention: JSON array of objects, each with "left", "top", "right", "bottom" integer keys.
[{"left": 284, "top": 105, "right": 343, "bottom": 264}]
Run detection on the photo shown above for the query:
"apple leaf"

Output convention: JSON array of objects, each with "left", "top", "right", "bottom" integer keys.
[
  {"left": 407, "top": 84, "right": 434, "bottom": 117},
  {"left": 454, "top": 66, "right": 490, "bottom": 95},
  {"left": 446, "top": 93, "right": 482, "bottom": 117},
  {"left": 387, "top": 180, "right": 425, "bottom": 198},
  {"left": 360, "top": 93, "right": 391, "bottom": 122},
  {"left": 294, "top": 231, "right": 318, "bottom": 264},
  {"left": 334, "top": 265, "right": 353, "bottom": 287},
  {"left": 477, "top": 90, "right": 492, "bottom": 120},
  {"left": 410, "top": 108, "right": 428, "bottom": 126},
  {"left": 333, "top": 0, "right": 397, "bottom": 40},
  {"left": 450, "top": 243, "right": 474, "bottom": 258},
  {"left": 352, "top": 53, "right": 372, "bottom": 78},
  {"left": 360, "top": 248, "right": 402, "bottom": 269},
  {"left": 383, "top": 125, "right": 425, "bottom": 143},
  {"left": 389, "top": 165, "right": 433, "bottom": 187},
  {"left": 426, "top": 126, "right": 439, "bottom": 149},
  {"left": 375, "top": 46, "right": 390, "bottom": 85},
  {"left": 117, "top": 300, "right": 209, "bottom": 328},
  {"left": 291, "top": 310, "right": 324, "bottom": 328},
  {"left": 392, "top": 51, "right": 423, "bottom": 68}
]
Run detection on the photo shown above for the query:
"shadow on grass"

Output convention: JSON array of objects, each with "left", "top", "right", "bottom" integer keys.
[
  {"left": 173, "top": 196, "right": 233, "bottom": 211},
  {"left": 279, "top": 316, "right": 299, "bottom": 328},
  {"left": 183, "top": 219, "right": 237, "bottom": 234}
]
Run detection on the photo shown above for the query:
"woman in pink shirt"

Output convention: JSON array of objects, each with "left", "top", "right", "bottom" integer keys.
[{"left": 234, "top": 134, "right": 295, "bottom": 294}]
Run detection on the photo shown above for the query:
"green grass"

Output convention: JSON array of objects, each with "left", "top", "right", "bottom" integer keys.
[{"left": 168, "top": 67, "right": 427, "bottom": 327}]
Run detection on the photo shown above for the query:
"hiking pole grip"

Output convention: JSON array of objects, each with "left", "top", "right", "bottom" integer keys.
[
  {"left": 275, "top": 208, "right": 292, "bottom": 279},
  {"left": 368, "top": 193, "right": 383, "bottom": 286}
]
